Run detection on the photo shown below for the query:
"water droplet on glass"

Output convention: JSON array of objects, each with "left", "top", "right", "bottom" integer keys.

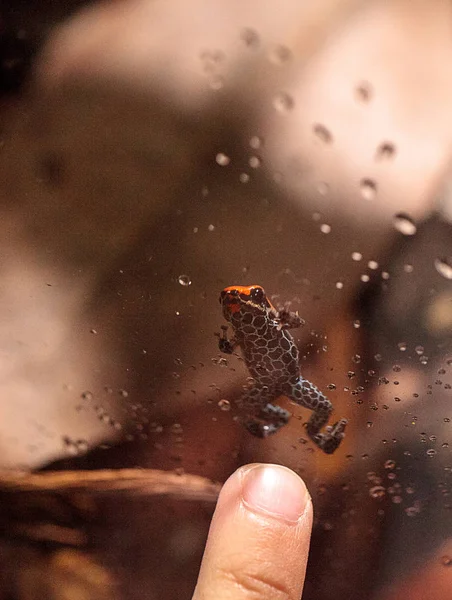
[
  {"left": 353, "top": 320, "right": 361, "bottom": 329},
  {"left": 404, "top": 264, "right": 414, "bottom": 273},
  {"left": 398, "top": 342, "right": 407, "bottom": 351},
  {"left": 393, "top": 213, "right": 417, "bottom": 236},
  {"left": 216, "top": 153, "right": 230, "bottom": 166},
  {"left": 218, "top": 399, "right": 231, "bottom": 411},
  {"left": 404, "top": 506, "right": 419, "bottom": 517},
  {"left": 269, "top": 44, "right": 292, "bottom": 64},
  {"left": 81, "top": 391, "right": 93, "bottom": 401},
  {"left": 248, "top": 156, "right": 261, "bottom": 168},
  {"left": 360, "top": 178, "right": 377, "bottom": 200},
  {"left": 335, "top": 281, "right": 344, "bottom": 290},
  {"left": 240, "top": 28, "right": 260, "bottom": 48},
  {"left": 273, "top": 92, "right": 295, "bottom": 113},
  {"left": 200, "top": 49, "right": 225, "bottom": 66},
  {"left": 249, "top": 136, "right": 263, "bottom": 149},
  {"left": 426, "top": 448, "right": 437, "bottom": 457},
  {"left": 415, "top": 345, "right": 424, "bottom": 355},
  {"left": 352, "top": 252, "right": 362, "bottom": 262},
  {"left": 355, "top": 81, "right": 373, "bottom": 102},
  {"left": 77, "top": 439, "right": 89, "bottom": 453},
  {"left": 381, "top": 271, "right": 390, "bottom": 280},
  {"left": 62, "top": 436, "right": 89, "bottom": 456},
  {"left": 441, "top": 555, "right": 452, "bottom": 567},
  {"left": 368, "top": 260, "right": 379, "bottom": 270},
  {"left": 209, "top": 75, "right": 224, "bottom": 90},
  {"left": 384, "top": 459, "right": 396, "bottom": 469},
  {"left": 239, "top": 173, "right": 250, "bottom": 183},
  {"left": 317, "top": 182, "right": 329, "bottom": 195},
  {"left": 434, "top": 257, "right": 452, "bottom": 280},
  {"left": 369, "top": 485, "right": 386, "bottom": 499},
  {"left": 313, "top": 123, "right": 333, "bottom": 144},
  {"left": 208, "top": 224, "right": 215, "bottom": 231},
  {"left": 320, "top": 223, "right": 331, "bottom": 234},
  {"left": 361, "top": 274, "right": 370, "bottom": 282},
  {"left": 376, "top": 142, "right": 396, "bottom": 160},
  {"left": 178, "top": 275, "right": 192, "bottom": 287},
  {"left": 149, "top": 422, "right": 163, "bottom": 434}
]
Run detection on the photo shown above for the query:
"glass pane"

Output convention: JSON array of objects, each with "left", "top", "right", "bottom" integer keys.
[{"left": 0, "top": 1, "right": 451, "bottom": 599}]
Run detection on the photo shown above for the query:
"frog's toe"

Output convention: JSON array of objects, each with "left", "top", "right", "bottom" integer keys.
[
  {"left": 244, "top": 418, "right": 285, "bottom": 438},
  {"left": 313, "top": 419, "right": 348, "bottom": 454},
  {"left": 332, "top": 418, "right": 348, "bottom": 435},
  {"left": 261, "top": 403, "right": 291, "bottom": 423},
  {"left": 244, "top": 420, "right": 265, "bottom": 437}
]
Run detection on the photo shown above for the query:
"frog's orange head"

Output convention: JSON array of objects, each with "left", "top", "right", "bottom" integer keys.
[{"left": 219, "top": 285, "right": 274, "bottom": 322}]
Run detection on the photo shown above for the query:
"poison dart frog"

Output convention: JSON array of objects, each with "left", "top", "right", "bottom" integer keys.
[{"left": 217, "top": 285, "right": 347, "bottom": 454}]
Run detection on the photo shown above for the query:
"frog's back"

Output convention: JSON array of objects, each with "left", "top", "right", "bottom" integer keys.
[{"left": 241, "top": 321, "right": 300, "bottom": 385}]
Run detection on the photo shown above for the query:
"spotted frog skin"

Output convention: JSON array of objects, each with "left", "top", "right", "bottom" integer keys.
[{"left": 218, "top": 285, "right": 347, "bottom": 454}]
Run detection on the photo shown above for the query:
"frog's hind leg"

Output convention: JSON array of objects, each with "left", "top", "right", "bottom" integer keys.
[
  {"left": 238, "top": 385, "right": 291, "bottom": 438},
  {"left": 285, "top": 377, "right": 347, "bottom": 454}
]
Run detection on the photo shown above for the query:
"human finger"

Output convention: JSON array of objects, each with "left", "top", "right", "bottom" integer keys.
[{"left": 193, "top": 463, "right": 313, "bottom": 600}]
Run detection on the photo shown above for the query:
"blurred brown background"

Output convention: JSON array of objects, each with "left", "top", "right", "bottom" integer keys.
[{"left": 0, "top": 0, "right": 451, "bottom": 598}]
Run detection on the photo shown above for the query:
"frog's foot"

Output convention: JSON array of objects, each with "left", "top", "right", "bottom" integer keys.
[
  {"left": 243, "top": 404, "right": 291, "bottom": 438},
  {"left": 274, "top": 308, "right": 306, "bottom": 331},
  {"left": 311, "top": 418, "right": 348, "bottom": 454},
  {"left": 244, "top": 421, "right": 281, "bottom": 438},
  {"left": 215, "top": 325, "right": 236, "bottom": 354}
]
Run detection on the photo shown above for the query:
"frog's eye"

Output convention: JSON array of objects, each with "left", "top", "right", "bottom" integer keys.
[
  {"left": 220, "top": 289, "right": 239, "bottom": 303},
  {"left": 250, "top": 286, "right": 265, "bottom": 303}
]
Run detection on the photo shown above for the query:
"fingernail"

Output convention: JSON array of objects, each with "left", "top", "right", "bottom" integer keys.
[{"left": 241, "top": 464, "right": 309, "bottom": 523}]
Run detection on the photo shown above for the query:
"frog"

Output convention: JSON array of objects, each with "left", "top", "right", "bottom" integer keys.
[{"left": 217, "top": 285, "right": 347, "bottom": 454}]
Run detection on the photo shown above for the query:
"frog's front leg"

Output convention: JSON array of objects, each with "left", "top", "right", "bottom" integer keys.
[
  {"left": 284, "top": 376, "right": 347, "bottom": 454},
  {"left": 238, "top": 385, "right": 291, "bottom": 438},
  {"left": 274, "top": 308, "right": 306, "bottom": 331},
  {"left": 215, "top": 325, "right": 237, "bottom": 354}
]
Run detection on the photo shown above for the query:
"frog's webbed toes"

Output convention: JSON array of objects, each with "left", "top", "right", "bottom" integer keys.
[
  {"left": 244, "top": 420, "right": 283, "bottom": 438},
  {"left": 313, "top": 418, "right": 348, "bottom": 454}
]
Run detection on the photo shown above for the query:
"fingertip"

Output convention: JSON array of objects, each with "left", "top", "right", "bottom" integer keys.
[
  {"left": 193, "top": 464, "right": 313, "bottom": 600},
  {"left": 240, "top": 463, "right": 311, "bottom": 524}
]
